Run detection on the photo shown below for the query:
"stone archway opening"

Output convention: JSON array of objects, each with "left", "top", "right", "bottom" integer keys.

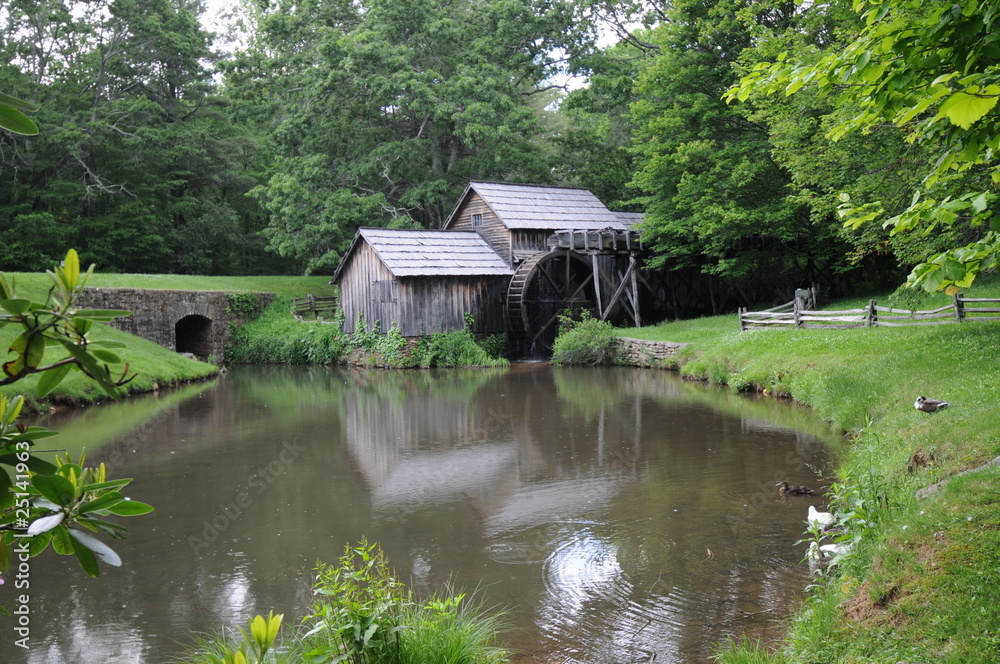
[{"left": 175, "top": 315, "right": 213, "bottom": 358}]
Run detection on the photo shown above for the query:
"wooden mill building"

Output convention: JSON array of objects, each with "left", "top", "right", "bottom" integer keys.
[{"left": 332, "top": 182, "right": 647, "bottom": 349}]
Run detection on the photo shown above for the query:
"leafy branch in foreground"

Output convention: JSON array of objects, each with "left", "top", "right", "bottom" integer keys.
[
  {"left": 727, "top": 0, "right": 1000, "bottom": 293},
  {"left": 0, "top": 250, "right": 152, "bottom": 612}
]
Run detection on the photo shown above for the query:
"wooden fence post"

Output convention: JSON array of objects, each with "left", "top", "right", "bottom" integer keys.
[
  {"left": 738, "top": 307, "right": 746, "bottom": 331},
  {"left": 954, "top": 293, "right": 965, "bottom": 321},
  {"left": 867, "top": 299, "right": 876, "bottom": 327},
  {"left": 793, "top": 298, "right": 802, "bottom": 328}
]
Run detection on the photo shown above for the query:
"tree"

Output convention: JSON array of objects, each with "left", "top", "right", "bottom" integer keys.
[
  {"left": 0, "top": 250, "right": 152, "bottom": 609},
  {"left": 223, "top": 0, "right": 601, "bottom": 273},
  {"left": 0, "top": 0, "right": 287, "bottom": 275},
  {"left": 626, "top": 0, "right": 851, "bottom": 305},
  {"left": 729, "top": 0, "right": 1000, "bottom": 293}
]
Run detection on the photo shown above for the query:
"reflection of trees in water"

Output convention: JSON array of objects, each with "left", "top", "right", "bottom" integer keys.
[{"left": 22, "top": 364, "right": 839, "bottom": 664}]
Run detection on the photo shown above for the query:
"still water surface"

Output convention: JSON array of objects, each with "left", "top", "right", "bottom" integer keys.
[{"left": 4, "top": 364, "right": 840, "bottom": 664}]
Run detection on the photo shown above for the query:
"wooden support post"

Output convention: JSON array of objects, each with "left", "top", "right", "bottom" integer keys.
[
  {"left": 793, "top": 298, "right": 802, "bottom": 328},
  {"left": 867, "top": 299, "right": 876, "bottom": 327},
  {"left": 738, "top": 307, "right": 746, "bottom": 331},
  {"left": 591, "top": 254, "right": 604, "bottom": 317},
  {"left": 630, "top": 256, "right": 641, "bottom": 327},
  {"left": 955, "top": 293, "right": 965, "bottom": 321}
]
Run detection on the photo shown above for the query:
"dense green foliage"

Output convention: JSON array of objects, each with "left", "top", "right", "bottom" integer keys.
[
  {"left": 4, "top": 0, "right": 992, "bottom": 304},
  {"left": 729, "top": 0, "right": 1000, "bottom": 294},
  {"left": 620, "top": 274, "right": 1000, "bottom": 663},
  {"left": 551, "top": 311, "right": 620, "bottom": 366},
  {"left": 0, "top": 0, "right": 290, "bottom": 275},
  {"left": 175, "top": 539, "right": 509, "bottom": 664},
  {"left": 227, "top": 300, "right": 508, "bottom": 367}
]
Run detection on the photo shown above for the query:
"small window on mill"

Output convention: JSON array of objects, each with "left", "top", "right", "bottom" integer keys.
[{"left": 472, "top": 213, "right": 483, "bottom": 228}]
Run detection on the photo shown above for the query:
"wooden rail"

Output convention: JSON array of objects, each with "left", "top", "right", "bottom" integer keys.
[
  {"left": 291, "top": 294, "right": 338, "bottom": 321},
  {"left": 739, "top": 293, "right": 1000, "bottom": 331}
]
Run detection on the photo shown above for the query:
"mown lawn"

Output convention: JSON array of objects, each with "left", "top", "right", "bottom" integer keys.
[{"left": 619, "top": 274, "right": 1000, "bottom": 664}]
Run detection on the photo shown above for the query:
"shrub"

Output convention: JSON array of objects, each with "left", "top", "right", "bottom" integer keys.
[{"left": 551, "top": 311, "right": 619, "bottom": 366}]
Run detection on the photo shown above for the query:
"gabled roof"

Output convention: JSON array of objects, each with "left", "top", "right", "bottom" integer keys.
[
  {"left": 332, "top": 228, "right": 513, "bottom": 282},
  {"left": 443, "top": 181, "right": 629, "bottom": 231}
]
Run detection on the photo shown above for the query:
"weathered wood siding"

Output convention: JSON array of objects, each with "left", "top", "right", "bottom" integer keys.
[
  {"left": 337, "top": 241, "right": 399, "bottom": 332},
  {"left": 395, "top": 275, "right": 509, "bottom": 335},
  {"left": 337, "top": 241, "right": 509, "bottom": 335},
  {"left": 511, "top": 229, "right": 551, "bottom": 256},
  {"left": 448, "top": 193, "right": 513, "bottom": 265}
]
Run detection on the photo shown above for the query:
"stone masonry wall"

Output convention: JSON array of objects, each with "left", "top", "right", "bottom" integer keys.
[
  {"left": 614, "top": 336, "right": 690, "bottom": 368},
  {"left": 77, "top": 287, "right": 274, "bottom": 359}
]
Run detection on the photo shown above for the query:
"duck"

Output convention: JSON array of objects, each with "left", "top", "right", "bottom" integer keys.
[
  {"left": 776, "top": 481, "right": 814, "bottom": 497},
  {"left": 807, "top": 505, "right": 835, "bottom": 530},
  {"left": 808, "top": 541, "right": 852, "bottom": 560},
  {"left": 914, "top": 396, "right": 949, "bottom": 412}
]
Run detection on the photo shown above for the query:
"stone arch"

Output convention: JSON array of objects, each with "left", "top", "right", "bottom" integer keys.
[{"left": 175, "top": 314, "right": 214, "bottom": 358}]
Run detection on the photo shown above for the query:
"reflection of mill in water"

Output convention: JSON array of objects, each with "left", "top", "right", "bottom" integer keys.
[
  {"left": 340, "top": 367, "right": 650, "bottom": 527},
  {"left": 338, "top": 367, "right": 830, "bottom": 664},
  {"left": 338, "top": 369, "right": 668, "bottom": 661}
]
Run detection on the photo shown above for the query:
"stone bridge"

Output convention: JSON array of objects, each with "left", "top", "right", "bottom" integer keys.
[{"left": 77, "top": 288, "right": 275, "bottom": 360}]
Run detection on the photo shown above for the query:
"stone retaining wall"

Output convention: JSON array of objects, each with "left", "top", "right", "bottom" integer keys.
[
  {"left": 614, "top": 336, "right": 690, "bottom": 368},
  {"left": 78, "top": 287, "right": 274, "bottom": 360}
]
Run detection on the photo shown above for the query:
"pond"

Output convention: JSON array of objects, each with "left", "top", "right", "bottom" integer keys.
[{"left": 4, "top": 364, "right": 842, "bottom": 664}]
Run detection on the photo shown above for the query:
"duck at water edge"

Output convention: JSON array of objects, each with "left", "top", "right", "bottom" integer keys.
[{"left": 807, "top": 504, "right": 835, "bottom": 530}]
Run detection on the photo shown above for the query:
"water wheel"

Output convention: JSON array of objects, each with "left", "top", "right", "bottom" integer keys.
[{"left": 506, "top": 250, "right": 596, "bottom": 351}]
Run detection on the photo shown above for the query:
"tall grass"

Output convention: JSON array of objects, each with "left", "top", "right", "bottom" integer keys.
[{"left": 225, "top": 297, "right": 352, "bottom": 364}]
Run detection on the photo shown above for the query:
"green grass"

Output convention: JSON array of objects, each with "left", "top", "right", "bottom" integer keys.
[
  {"left": 0, "top": 272, "right": 336, "bottom": 410},
  {"left": 618, "top": 273, "right": 1000, "bottom": 664},
  {"left": 5, "top": 271, "right": 336, "bottom": 299}
]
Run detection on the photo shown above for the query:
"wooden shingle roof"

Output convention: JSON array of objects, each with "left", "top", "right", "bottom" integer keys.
[
  {"left": 444, "top": 182, "right": 629, "bottom": 231},
  {"left": 333, "top": 228, "right": 513, "bottom": 282},
  {"left": 613, "top": 211, "right": 645, "bottom": 229}
]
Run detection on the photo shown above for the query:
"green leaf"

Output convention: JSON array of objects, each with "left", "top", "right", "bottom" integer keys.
[
  {"left": 27, "top": 530, "right": 53, "bottom": 556},
  {"left": 0, "top": 470, "right": 12, "bottom": 513},
  {"left": 51, "top": 525, "right": 73, "bottom": 555},
  {"left": 90, "top": 349, "right": 122, "bottom": 364},
  {"left": 61, "top": 249, "right": 80, "bottom": 293},
  {"left": 36, "top": 363, "right": 73, "bottom": 397},
  {"left": 938, "top": 87, "right": 1000, "bottom": 129},
  {"left": 79, "top": 479, "right": 132, "bottom": 493},
  {"left": 25, "top": 332, "right": 45, "bottom": 369},
  {"left": 78, "top": 492, "right": 125, "bottom": 514},
  {"left": 0, "top": 105, "right": 39, "bottom": 136},
  {"left": 0, "top": 299, "right": 31, "bottom": 315},
  {"left": 0, "top": 92, "right": 40, "bottom": 113},
  {"left": 106, "top": 499, "right": 154, "bottom": 516},
  {"left": 32, "top": 474, "right": 76, "bottom": 506},
  {"left": 941, "top": 258, "right": 968, "bottom": 281},
  {"left": 68, "top": 528, "right": 122, "bottom": 567},
  {"left": 69, "top": 532, "right": 101, "bottom": 577}
]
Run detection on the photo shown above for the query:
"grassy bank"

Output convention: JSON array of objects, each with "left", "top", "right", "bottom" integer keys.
[
  {"left": 616, "top": 276, "right": 1000, "bottom": 663},
  {"left": 0, "top": 272, "right": 333, "bottom": 410}
]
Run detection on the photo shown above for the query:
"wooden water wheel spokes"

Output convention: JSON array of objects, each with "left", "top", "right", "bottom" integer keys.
[{"left": 507, "top": 250, "right": 596, "bottom": 350}]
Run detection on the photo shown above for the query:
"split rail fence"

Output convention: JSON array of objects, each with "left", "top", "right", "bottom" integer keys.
[{"left": 739, "top": 293, "right": 1000, "bottom": 331}]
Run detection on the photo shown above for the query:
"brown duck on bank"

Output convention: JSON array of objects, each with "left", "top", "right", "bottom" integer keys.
[
  {"left": 914, "top": 396, "right": 949, "bottom": 413},
  {"left": 776, "top": 481, "right": 814, "bottom": 497}
]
